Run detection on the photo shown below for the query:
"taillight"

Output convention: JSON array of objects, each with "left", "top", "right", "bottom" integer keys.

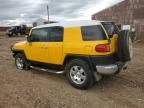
[{"left": 95, "top": 43, "right": 110, "bottom": 52}]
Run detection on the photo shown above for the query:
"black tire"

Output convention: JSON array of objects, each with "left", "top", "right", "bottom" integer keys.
[
  {"left": 117, "top": 30, "right": 133, "bottom": 62},
  {"left": 8, "top": 34, "right": 13, "bottom": 37},
  {"left": 65, "top": 59, "right": 94, "bottom": 89},
  {"left": 15, "top": 53, "right": 30, "bottom": 70}
]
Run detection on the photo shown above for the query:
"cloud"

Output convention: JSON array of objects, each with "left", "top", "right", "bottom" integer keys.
[{"left": 0, "top": 0, "right": 123, "bottom": 26}]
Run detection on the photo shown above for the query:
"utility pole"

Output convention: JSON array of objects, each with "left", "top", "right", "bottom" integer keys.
[{"left": 47, "top": 5, "right": 49, "bottom": 23}]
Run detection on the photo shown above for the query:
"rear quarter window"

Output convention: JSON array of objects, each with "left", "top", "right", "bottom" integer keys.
[{"left": 81, "top": 25, "right": 106, "bottom": 41}]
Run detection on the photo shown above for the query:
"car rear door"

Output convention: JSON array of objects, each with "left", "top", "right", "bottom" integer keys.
[{"left": 47, "top": 27, "right": 63, "bottom": 65}]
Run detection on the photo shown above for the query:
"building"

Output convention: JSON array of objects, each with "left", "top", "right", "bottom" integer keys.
[
  {"left": 33, "top": 18, "right": 57, "bottom": 27},
  {"left": 0, "top": 26, "right": 10, "bottom": 32},
  {"left": 92, "top": 0, "right": 144, "bottom": 41}
]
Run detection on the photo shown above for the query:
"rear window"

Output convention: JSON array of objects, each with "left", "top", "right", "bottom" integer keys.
[
  {"left": 102, "top": 22, "right": 119, "bottom": 37},
  {"left": 81, "top": 25, "right": 106, "bottom": 41}
]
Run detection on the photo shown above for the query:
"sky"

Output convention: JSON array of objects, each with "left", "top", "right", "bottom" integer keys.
[{"left": 0, "top": 0, "right": 123, "bottom": 26}]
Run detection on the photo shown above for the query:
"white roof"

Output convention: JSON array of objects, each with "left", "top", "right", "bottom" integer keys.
[{"left": 33, "top": 20, "right": 102, "bottom": 29}]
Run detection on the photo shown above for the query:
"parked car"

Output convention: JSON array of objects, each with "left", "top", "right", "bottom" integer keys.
[
  {"left": 11, "top": 20, "right": 133, "bottom": 89},
  {"left": 6, "top": 25, "right": 27, "bottom": 37}
]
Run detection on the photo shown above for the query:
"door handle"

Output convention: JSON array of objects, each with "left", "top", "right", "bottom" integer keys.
[{"left": 40, "top": 46, "right": 48, "bottom": 49}]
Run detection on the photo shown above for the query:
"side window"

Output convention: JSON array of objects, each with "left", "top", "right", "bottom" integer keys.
[
  {"left": 81, "top": 25, "right": 106, "bottom": 41},
  {"left": 49, "top": 27, "right": 63, "bottom": 42},
  {"left": 31, "top": 28, "right": 48, "bottom": 42}
]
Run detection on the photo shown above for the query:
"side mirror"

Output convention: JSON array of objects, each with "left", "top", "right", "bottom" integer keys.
[
  {"left": 25, "top": 34, "right": 28, "bottom": 38},
  {"left": 27, "top": 35, "right": 31, "bottom": 42}
]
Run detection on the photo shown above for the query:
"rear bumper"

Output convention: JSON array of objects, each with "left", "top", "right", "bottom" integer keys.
[
  {"left": 96, "top": 62, "right": 126, "bottom": 75},
  {"left": 96, "top": 64, "right": 118, "bottom": 75},
  {"left": 89, "top": 54, "right": 126, "bottom": 75}
]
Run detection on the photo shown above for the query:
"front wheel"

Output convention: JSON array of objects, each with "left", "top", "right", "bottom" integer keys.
[
  {"left": 8, "top": 34, "right": 13, "bottom": 37},
  {"left": 15, "top": 53, "right": 30, "bottom": 70},
  {"left": 65, "top": 59, "right": 94, "bottom": 89}
]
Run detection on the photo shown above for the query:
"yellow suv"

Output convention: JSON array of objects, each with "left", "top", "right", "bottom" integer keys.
[{"left": 11, "top": 20, "right": 133, "bottom": 89}]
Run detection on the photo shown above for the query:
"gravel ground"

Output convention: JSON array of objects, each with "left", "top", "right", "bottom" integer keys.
[{"left": 0, "top": 36, "right": 144, "bottom": 108}]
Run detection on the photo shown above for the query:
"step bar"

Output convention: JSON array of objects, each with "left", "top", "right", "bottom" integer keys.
[{"left": 30, "top": 66, "right": 64, "bottom": 74}]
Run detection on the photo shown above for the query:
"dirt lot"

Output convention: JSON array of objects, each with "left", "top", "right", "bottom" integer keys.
[{"left": 0, "top": 36, "right": 144, "bottom": 108}]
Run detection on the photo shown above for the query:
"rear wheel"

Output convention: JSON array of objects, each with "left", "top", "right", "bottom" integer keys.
[{"left": 65, "top": 59, "right": 94, "bottom": 89}]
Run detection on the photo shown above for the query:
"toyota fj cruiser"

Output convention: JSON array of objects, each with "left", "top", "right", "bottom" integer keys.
[{"left": 11, "top": 20, "right": 133, "bottom": 89}]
